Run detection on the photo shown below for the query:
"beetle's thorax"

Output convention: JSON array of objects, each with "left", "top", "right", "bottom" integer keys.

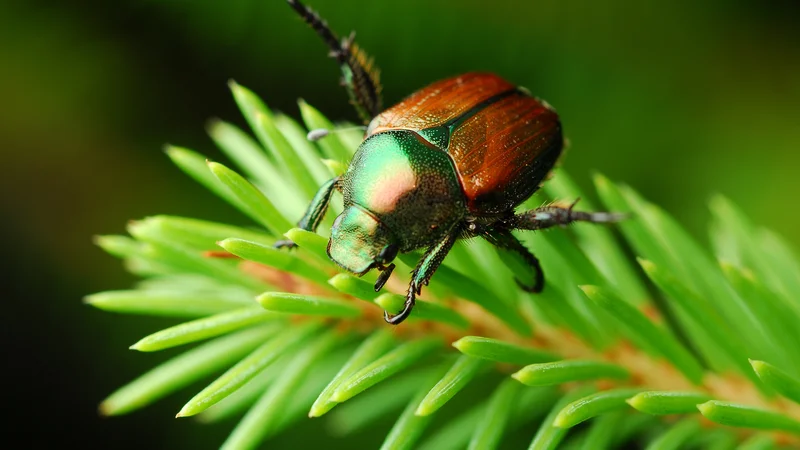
[{"left": 340, "top": 130, "right": 466, "bottom": 252}]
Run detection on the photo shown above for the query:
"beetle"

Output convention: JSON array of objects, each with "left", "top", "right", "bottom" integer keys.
[{"left": 279, "top": 0, "right": 621, "bottom": 325}]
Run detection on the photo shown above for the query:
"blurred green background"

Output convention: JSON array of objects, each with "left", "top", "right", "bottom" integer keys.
[{"left": 3, "top": 0, "right": 798, "bottom": 448}]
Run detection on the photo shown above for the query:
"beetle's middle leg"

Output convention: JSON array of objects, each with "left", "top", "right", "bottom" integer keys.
[
  {"left": 512, "top": 199, "right": 624, "bottom": 231},
  {"left": 384, "top": 232, "right": 457, "bottom": 325},
  {"left": 275, "top": 176, "right": 340, "bottom": 249}
]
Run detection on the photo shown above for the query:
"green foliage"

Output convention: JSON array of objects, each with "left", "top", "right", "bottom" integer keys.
[
  {"left": 512, "top": 360, "right": 630, "bottom": 386},
  {"left": 626, "top": 391, "right": 712, "bottom": 416},
  {"left": 416, "top": 355, "right": 489, "bottom": 416},
  {"left": 178, "top": 321, "right": 324, "bottom": 417},
  {"left": 554, "top": 388, "right": 644, "bottom": 428},
  {"left": 332, "top": 337, "right": 443, "bottom": 404},
  {"left": 89, "top": 84, "right": 800, "bottom": 449},
  {"left": 453, "top": 336, "right": 558, "bottom": 365},
  {"left": 310, "top": 329, "right": 396, "bottom": 418}
]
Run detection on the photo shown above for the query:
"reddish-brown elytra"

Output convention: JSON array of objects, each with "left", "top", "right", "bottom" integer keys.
[
  {"left": 279, "top": 0, "right": 622, "bottom": 325},
  {"left": 366, "top": 72, "right": 562, "bottom": 215}
]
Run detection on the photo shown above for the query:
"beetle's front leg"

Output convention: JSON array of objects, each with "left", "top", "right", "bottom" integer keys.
[
  {"left": 274, "top": 176, "right": 340, "bottom": 249},
  {"left": 512, "top": 199, "right": 624, "bottom": 231},
  {"left": 384, "top": 232, "right": 457, "bottom": 325},
  {"left": 482, "top": 229, "right": 544, "bottom": 293}
]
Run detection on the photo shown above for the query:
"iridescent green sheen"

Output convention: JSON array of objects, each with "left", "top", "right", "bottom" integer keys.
[
  {"left": 328, "top": 205, "right": 394, "bottom": 274},
  {"left": 326, "top": 130, "right": 464, "bottom": 275},
  {"left": 340, "top": 130, "right": 465, "bottom": 252}
]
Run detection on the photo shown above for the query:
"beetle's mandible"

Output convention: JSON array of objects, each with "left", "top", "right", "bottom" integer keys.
[{"left": 278, "top": 0, "right": 622, "bottom": 325}]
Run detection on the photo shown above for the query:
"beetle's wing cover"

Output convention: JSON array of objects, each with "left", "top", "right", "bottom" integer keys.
[
  {"left": 367, "top": 73, "right": 515, "bottom": 135},
  {"left": 449, "top": 94, "right": 562, "bottom": 214},
  {"left": 367, "top": 72, "right": 562, "bottom": 215}
]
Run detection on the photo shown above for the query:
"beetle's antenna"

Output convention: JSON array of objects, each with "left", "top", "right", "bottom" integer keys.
[
  {"left": 286, "top": 0, "right": 342, "bottom": 60},
  {"left": 286, "top": 0, "right": 383, "bottom": 123},
  {"left": 306, "top": 125, "right": 367, "bottom": 142}
]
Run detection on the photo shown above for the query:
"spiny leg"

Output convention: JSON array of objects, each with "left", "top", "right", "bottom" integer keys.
[
  {"left": 275, "top": 176, "right": 340, "bottom": 249},
  {"left": 286, "top": 0, "right": 382, "bottom": 123},
  {"left": 384, "top": 232, "right": 457, "bottom": 325},
  {"left": 512, "top": 199, "right": 624, "bottom": 231},
  {"left": 482, "top": 229, "right": 544, "bottom": 293}
]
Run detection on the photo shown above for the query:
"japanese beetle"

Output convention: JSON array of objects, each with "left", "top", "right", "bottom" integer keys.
[{"left": 280, "top": 0, "right": 621, "bottom": 325}]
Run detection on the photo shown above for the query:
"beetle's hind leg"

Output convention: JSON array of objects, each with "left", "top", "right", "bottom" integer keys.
[
  {"left": 286, "top": 0, "right": 382, "bottom": 123},
  {"left": 482, "top": 229, "right": 544, "bottom": 293},
  {"left": 512, "top": 199, "right": 625, "bottom": 231}
]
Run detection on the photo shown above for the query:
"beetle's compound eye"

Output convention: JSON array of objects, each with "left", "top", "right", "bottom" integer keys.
[{"left": 377, "top": 243, "right": 398, "bottom": 264}]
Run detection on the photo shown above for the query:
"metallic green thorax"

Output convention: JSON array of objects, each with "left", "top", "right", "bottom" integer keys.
[{"left": 328, "top": 130, "right": 465, "bottom": 274}]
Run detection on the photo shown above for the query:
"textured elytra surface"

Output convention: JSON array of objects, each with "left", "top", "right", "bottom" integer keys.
[
  {"left": 367, "top": 73, "right": 516, "bottom": 134},
  {"left": 447, "top": 91, "right": 561, "bottom": 214}
]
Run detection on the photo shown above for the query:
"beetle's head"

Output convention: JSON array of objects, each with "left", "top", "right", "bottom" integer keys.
[{"left": 327, "top": 205, "right": 399, "bottom": 276}]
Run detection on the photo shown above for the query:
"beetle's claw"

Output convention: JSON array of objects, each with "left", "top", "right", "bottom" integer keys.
[
  {"left": 383, "top": 310, "right": 398, "bottom": 324},
  {"left": 383, "top": 291, "right": 415, "bottom": 325},
  {"left": 274, "top": 239, "right": 298, "bottom": 250},
  {"left": 383, "top": 306, "right": 411, "bottom": 325}
]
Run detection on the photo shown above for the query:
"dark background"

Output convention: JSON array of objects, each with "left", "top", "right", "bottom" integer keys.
[{"left": 2, "top": 0, "right": 799, "bottom": 448}]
